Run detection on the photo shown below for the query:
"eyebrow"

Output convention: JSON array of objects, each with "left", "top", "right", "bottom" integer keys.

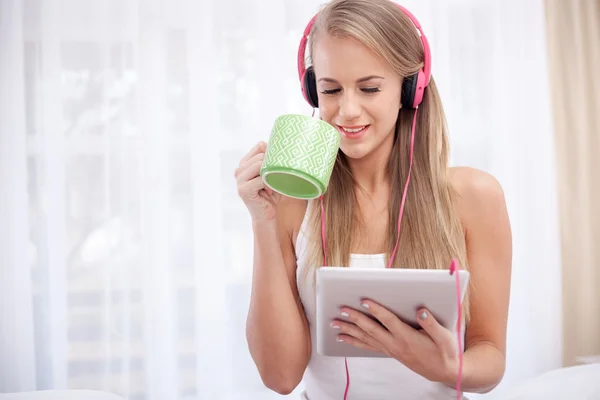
[{"left": 317, "top": 75, "right": 385, "bottom": 84}]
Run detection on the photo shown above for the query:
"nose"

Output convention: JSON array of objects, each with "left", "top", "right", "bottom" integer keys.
[{"left": 338, "top": 91, "right": 361, "bottom": 121}]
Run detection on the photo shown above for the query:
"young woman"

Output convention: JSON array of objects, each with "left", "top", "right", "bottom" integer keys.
[{"left": 234, "top": 0, "right": 512, "bottom": 398}]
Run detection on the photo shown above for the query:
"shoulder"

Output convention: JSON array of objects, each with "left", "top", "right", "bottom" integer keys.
[
  {"left": 449, "top": 167, "right": 510, "bottom": 237},
  {"left": 450, "top": 166, "right": 506, "bottom": 205}
]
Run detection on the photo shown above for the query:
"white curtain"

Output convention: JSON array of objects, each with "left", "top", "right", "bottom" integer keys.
[{"left": 0, "top": 0, "right": 562, "bottom": 399}]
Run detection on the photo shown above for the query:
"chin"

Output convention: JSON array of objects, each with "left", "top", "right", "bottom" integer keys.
[{"left": 339, "top": 143, "right": 372, "bottom": 160}]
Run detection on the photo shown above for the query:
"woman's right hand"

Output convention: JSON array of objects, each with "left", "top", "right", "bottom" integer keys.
[{"left": 235, "top": 141, "right": 282, "bottom": 223}]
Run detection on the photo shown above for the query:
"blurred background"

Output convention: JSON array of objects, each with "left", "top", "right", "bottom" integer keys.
[{"left": 0, "top": 0, "right": 598, "bottom": 399}]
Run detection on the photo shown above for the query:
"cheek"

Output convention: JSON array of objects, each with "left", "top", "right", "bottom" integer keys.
[
  {"left": 381, "top": 96, "right": 401, "bottom": 126},
  {"left": 318, "top": 101, "right": 338, "bottom": 123},
  {"left": 369, "top": 101, "right": 398, "bottom": 129}
]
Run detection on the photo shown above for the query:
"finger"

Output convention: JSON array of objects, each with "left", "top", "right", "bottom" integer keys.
[
  {"left": 337, "top": 307, "right": 394, "bottom": 348},
  {"left": 359, "top": 299, "right": 414, "bottom": 336},
  {"left": 236, "top": 158, "right": 263, "bottom": 185},
  {"left": 331, "top": 320, "right": 387, "bottom": 352},
  {"left": 239, "top": 141, "right": 266, "bottom": 165},
  {"left": 239, "top": 176, "right": 265, "bottom": 199},
  {"left": 235, "top": 153, "right": 264, "bottom": 180},
  {"left": 242, "top": 175, "right": 280, "bottom": 202},
  {"left": 239, "top": 141, "right": 267, "bottom": 166},
  {"left": 416, "top": 308, "right": 454, "bottom": 351},
  {"left": 239, "top": 152, "right": 265, "bottom": 172},
  {"left": 335, "top": 334, "right": 383, "bottom": 354}
]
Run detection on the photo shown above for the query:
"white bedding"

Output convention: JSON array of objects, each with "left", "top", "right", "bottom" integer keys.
[{"left": 487, "top": 363, "right": 600, "bottom": 400}]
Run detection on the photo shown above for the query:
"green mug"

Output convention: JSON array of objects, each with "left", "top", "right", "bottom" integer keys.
[{"left": 260, "top": 114, "right": 340, "bottom": 199}]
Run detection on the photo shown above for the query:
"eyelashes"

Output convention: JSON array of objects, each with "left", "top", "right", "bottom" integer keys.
[
  {"left": 361, "top": 87, "right": 381, "bottom": 93},
  {"left": 320, "top": 87, "right": 381, "bottom": 95}
]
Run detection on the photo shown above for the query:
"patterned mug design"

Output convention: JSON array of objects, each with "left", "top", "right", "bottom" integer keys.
[{"left": 261, "top": 114, "right": 340, "bottom": 199}]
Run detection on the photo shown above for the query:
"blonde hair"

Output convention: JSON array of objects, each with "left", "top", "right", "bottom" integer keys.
[{"left": 302, "top": 0, "right": 471, "bottom": 320}]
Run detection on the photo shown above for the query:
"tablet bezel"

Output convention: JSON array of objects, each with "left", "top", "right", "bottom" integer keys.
[{"left": 315, "top": 266, "right": 470, "bottom": 358}]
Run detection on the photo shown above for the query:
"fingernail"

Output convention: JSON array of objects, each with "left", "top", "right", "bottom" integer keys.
[
  {"left": 361, "top": 303, "right": 369, "bottom": 309},
  {"left": 340, "top": 311, "right": 349, "bottom": 317},
  {"left": 330, "top": 323, "right": 340, "bottom": 329},
  {"left": 336, "top": 337, "right": 344, "bottom": 343},
  {"left": 419, "top": 311, "right": 428, "bottom": 320}
]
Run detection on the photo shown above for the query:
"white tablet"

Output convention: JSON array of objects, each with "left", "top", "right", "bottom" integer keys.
[{"left": 316, "top": 266, "right": 470, "bottom": 358}]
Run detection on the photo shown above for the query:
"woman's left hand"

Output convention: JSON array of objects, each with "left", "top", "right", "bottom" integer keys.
[{"left": 331, "top": 299, "right": 460, "bottom": 385}]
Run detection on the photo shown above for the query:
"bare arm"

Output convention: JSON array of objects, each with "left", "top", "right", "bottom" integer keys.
[
  {"left": 450, "top": 167, "right": 512, "bottom": 393},
  {"left": 246, "top": 198, "right": 311, "bottom": 395}
]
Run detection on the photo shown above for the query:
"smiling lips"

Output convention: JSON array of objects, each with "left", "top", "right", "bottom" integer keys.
[{"left": 337, "top": 125, "right": 370, "bottom": 139}]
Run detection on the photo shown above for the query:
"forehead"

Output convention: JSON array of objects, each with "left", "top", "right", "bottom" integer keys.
[{"left": 311, "top": 33, "right": 392, "bottom": 81}]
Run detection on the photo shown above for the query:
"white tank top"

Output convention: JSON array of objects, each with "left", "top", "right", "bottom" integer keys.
[{"left": 295, "top": 201, "right": 466, "bottom": 400}]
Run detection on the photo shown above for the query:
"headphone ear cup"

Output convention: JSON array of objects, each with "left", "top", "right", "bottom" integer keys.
[
  {"left": 401, "top": 73, "right": 418, "bottom": 109},
  {"left": 303, "top": 66, "right": 319, "bottom": 108}
]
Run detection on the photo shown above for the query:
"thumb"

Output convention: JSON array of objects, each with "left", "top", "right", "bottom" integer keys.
[{"left": 416, "top": 308, "right": 453, "bottom": 350}]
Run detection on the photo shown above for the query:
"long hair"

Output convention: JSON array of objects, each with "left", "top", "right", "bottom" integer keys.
[{"left": 301, "top": 0, "right": 471, "bottom": 320}]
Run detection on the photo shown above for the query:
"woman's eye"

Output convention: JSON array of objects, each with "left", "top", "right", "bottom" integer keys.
[
  {"left": 361, "top": 87, "right": 381, "bottom": 93},
  {"left": 319, "top": 87, "right": 381, "bottom": 95}
]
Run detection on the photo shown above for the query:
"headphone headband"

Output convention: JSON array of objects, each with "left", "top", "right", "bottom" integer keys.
[
  {"left": 297, "top": 2, "right": 431, "bottom": 109},
  {"left": 395, "top": 4, "right": 432, "bottom": 87},
  {"left": 297, "top": 13, "right": 318, "bottom": 85}
]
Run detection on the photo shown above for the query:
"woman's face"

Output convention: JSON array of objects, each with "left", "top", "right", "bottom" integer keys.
[{"left": 312, "top": 33, "right": 403, "bottom": 160}]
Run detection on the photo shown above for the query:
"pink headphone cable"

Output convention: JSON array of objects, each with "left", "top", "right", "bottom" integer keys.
[{"left": 318, "top": 107, "right": 463, "bottom": 400}]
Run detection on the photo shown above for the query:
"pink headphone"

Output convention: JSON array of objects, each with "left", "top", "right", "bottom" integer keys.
[{"left": 296, "top": 2, "right": 432, "bottom": 109}]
